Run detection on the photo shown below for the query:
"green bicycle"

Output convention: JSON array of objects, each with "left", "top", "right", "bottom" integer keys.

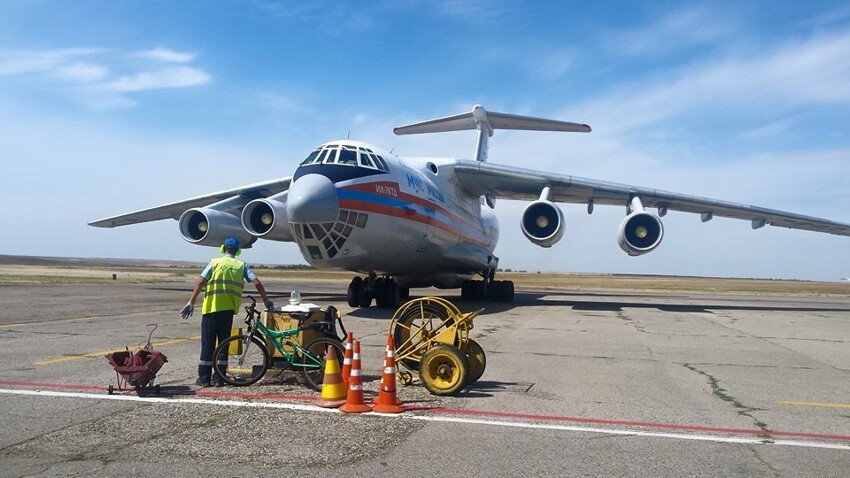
[{"left": 212, "top": 296, "right": 346, "bottom": 390}]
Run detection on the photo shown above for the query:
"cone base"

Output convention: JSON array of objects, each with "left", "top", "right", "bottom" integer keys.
[
  {"left": 316, "top": 398, "right": 347, "bottom": 408},
  {"left": 372, "top": 403, "right": 404, "bottom": 414},
  {"left": 339, "top": 403, "right": 372, "bottom": 413},
  {"left": 371, "top": 396, "right": 403, "bottom": 406}
]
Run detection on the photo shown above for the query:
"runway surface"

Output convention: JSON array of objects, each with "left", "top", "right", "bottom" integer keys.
[{"left": 1, "top": 278, "right": 849, "bottom": 477}]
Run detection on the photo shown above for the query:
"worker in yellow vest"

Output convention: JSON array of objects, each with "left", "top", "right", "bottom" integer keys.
[{"left": 180, "top": 237, "right": 273, "bottom": 387}]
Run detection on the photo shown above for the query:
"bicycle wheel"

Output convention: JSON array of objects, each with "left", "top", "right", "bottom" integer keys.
[
  {"left": 213, "top": 334, "right": 269, "bottom": 386},
  {"left": 297, "top": 337, "right": 345, "bottom": 391}
]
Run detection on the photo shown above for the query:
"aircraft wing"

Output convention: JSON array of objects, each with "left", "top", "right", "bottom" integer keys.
[
  {"left": 451, "top": 161, "right": 850, "bottom": 236},
  {"left": 89, "top": 177, "right": 292, "bottom": 228}
]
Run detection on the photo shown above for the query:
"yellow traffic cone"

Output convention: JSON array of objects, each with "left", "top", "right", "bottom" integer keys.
[{"left": 316, "top": 345, "right": 347, "bottom": 408}]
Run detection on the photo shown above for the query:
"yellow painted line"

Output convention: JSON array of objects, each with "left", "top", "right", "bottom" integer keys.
[
  {"left": 777, "top": 400, "right": 850, "bottom": 409},
  {"left": 35, "top": 336, "right": 201, "bottom": 366},
  {"left": 1, "top": 310, "right": 176, "bottom": 329}
]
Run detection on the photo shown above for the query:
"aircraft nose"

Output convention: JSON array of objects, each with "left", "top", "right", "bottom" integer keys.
[{"left": 286, "top": 173, "right": 339, "bottom": 223}]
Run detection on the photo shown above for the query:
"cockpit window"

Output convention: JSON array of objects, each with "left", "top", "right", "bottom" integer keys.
[
  {"left": 358, "top": 152, "right": 376, "bottom": 168},
  {"left": 372, "top": 154, "right": 389, "bottom": 171},
  {"left": 299, "top": 145, "right": 390, "bottom": 172},
  {"left": 300, "top": 149, "right": 320, "bottom": 166},
  {"left": 337, "top": 146, "right": 357, "bottom": 165}
]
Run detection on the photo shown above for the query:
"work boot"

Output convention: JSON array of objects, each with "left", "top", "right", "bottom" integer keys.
[{"left": 195, "top": 378, "right": 211, "bottom": 387}]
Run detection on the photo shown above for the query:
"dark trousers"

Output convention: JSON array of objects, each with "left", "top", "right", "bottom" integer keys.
[{"left": 198, "top": 310, "right": 235, "bottom": 383}]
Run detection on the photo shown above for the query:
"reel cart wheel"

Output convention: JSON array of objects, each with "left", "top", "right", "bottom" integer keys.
[{"left": 419, "top": 344, "right": 470, "bottom": 396}]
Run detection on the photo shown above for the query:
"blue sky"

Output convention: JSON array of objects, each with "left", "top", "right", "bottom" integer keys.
[{"left": 2, "top": 1, "right": 850, "bottom": 281}]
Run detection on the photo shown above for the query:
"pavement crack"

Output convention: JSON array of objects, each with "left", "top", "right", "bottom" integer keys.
[
  {"left": 683, "top": 363, "right": 771, "bottom": 438},
  {"left": 747, "top": 445, "right": 781, "bottom": 476}
]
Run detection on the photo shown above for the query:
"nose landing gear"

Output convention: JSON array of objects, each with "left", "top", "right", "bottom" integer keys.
[{"left": 346, "top": 274, "right": 409, "bottom": 309}]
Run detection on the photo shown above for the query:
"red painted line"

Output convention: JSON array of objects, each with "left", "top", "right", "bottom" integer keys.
[
  {"left": 4, "top": 380, "right": 849, "bottom": 442},
  {"left": 402, "top": 405, "right": 850, "bottom": 442}
]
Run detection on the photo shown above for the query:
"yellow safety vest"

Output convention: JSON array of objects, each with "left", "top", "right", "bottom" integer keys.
[{"left": 202, "top": 256, "right": 246, "bottom": 314}]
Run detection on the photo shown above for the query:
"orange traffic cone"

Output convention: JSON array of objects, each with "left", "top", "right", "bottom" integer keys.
[
  {"left": 316, "top": 345, "right": 347, "bottom": 408},
  {"left": 372, "top": 335, "right": 404, "bottom": 413},
  {"left": 341, "top": 332, "right": 354, "bottom": 388},
  {"left": 339, "top": 340, "right": 372, "bottom": 413}
]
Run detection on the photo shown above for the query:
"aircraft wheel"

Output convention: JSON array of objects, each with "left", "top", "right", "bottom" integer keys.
[
  {"left": 347, "top": 277, "right": 362, "bottom": 307},
  {"left": 385, "top": 280, "right": 401, "bottom": 309},
  {"left": 357, "top": 285, "right": 372, "bottom": 308},
  {"left": 374, "top": 278, "right": 387, "bottom": 308}
]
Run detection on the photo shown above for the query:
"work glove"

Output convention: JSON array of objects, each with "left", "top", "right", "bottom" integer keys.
[
  {"left": 180, "top": 302, "right": 194, "bottom": 320},
  {"left": 264, "top": 299, "right": 274, "bottom": 310}
]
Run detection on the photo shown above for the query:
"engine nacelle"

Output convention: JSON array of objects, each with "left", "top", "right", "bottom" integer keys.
[
  {"left": 521, "top": 200, "right": 565, "bottom": 248},
  {"left": 179, "top": 208, "right": 254, "bottom": 247},
  {"left": 241, "top": 195, "right": 294, "bottom": 242},
  {"left": 618, "top": 211, "right": 664, "bottom": 256}
]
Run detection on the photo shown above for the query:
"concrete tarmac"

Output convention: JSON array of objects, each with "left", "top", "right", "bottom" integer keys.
[{"left": 1, "top": 279, "right": 849, "bottom": 477}]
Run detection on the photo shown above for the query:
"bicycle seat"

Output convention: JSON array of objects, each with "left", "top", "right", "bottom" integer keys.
[{"left": 288, "top": 311, "right": 313, "bottom": 322}]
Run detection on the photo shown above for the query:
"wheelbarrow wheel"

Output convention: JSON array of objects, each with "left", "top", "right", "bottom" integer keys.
[
  {"left": 419, "top": 344, "right": 469, "bottom": 396},
  {"left": 214, "top": 335, "right": 269, "bottom": 386},
  {"left": 464, "top": 339, "right": 486, "bottom": 385}
]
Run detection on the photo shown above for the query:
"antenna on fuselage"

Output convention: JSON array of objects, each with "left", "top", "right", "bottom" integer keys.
[{"left": 392, "top": 104, "right": 591, "bottom": 162}]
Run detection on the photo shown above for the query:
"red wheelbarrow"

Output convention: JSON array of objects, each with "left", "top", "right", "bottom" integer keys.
[{"left": 105, "top": 324, "right": 168, "bottom": 395}]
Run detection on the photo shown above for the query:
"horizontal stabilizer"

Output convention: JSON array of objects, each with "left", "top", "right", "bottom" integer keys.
[{"left": 394, "top": 104, "right": 591, "bottom": 136}]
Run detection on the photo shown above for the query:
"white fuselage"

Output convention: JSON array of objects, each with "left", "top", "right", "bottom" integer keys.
[{"left": 286, "top": 140, "right": 499, "bottom": 288}]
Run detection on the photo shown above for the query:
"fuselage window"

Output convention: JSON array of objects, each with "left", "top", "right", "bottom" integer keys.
[
  {"left": 301, "top": 150, "right": 320, "bottom": 166},
  {"left": 337, "top": 147, "right": 357, "bottom": 165}
]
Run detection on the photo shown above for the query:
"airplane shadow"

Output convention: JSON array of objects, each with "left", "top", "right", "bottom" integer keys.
[{"left": 145, "top": 287, "right": 850, "bottom": 315}]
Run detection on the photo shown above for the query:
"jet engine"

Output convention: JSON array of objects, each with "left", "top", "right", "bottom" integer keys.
[
  {"left": 521, "top": 200, "right": 565, "bottom": 248},
  {"left": 617, "top": 211, "right": 664, "bottom": 256},
  {"left": 241, "top": 193, "right": 294, "bottom": 242},
  {"left": 179, "top": 207, "right": 254, "bottom": 247}
]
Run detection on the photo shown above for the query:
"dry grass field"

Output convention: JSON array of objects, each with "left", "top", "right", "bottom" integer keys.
[{"left": 2, "top": 255, "right": 847, "bottom": 296}]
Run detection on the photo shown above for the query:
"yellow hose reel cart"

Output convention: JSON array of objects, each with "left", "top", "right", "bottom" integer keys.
[{"left": 389, "top": 297, "right": 486, "bottom": 396}]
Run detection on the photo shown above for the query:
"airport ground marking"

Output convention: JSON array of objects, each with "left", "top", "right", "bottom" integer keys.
[
  {"left": 34, "top": 335, "right": 201, "bottom": 366},
  {"left": 0, "top": 386, "right": 848, "bottom": 451},
  {"left": 778, "top": 400, "right": 850, "bottom": 409},
  {"left": 0, "top": 309, "right": 178, "bottom": 329}
]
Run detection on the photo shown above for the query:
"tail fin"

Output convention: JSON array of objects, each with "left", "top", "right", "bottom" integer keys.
[{"left": 393, "top": 104, "right": 591, "bottom": 162}]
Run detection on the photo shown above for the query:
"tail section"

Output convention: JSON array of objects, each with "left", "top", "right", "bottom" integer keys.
[{"left": 393, "top": 104, "right": 591, "bottom": 162}]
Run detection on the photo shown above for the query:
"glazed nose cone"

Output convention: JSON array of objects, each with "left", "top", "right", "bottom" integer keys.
[{"left": 286, "top": 173, "right": 339, "bottom": 223}]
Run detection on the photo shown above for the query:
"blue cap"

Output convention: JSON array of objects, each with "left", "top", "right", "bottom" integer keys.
[{"left": 224, "top": 237, "right": 240, "bottom": 251}]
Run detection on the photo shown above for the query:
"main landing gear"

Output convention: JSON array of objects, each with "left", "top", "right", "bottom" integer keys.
[
  {"left": 460, "top": 270, "right": 514, "bottom": 302},
  {"left": 347, "top": 275, "right": 409, "bottom": 309}
]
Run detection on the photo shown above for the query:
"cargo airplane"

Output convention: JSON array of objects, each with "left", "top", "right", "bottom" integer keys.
[{"left": 90, "top": 105, "right": 850, "bottom": 308}]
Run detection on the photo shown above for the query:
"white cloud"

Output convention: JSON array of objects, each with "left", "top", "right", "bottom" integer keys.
[
  {"left": 0, "top": 48, "right": 106, "bottom": 76},
  {"left": 0, "top": 47, "right": 212, "bottom": 105},
  {"left": 607, "top": 5, "right": 742, "bottom": 57},
  {"left": 54, "top": 62, "right": 109, "bottom": 82},
  {"left": 105, "top": 66, "right": 211, "bottom": 92},
  {"left": 571, "top": 30, "right": 850, "bottom": 135},
  {"left": 135, "top": 47, "right": 196, "bottom": 63}
]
